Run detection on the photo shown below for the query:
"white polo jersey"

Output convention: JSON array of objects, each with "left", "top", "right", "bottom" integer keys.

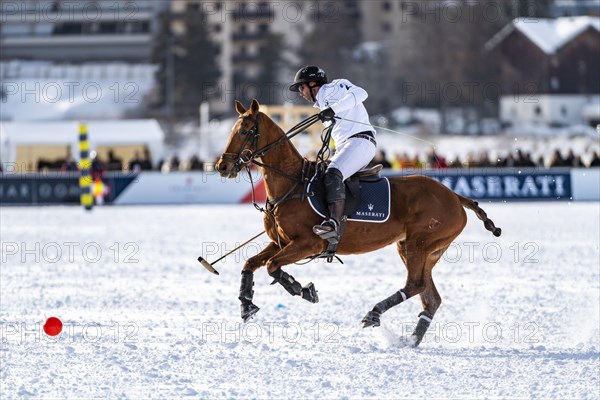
[{"left": 313, "top": 78, "right": 375, "bottom": 145}]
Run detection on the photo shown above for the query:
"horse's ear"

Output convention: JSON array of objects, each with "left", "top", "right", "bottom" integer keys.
[
  {"left": 235, "top": 100, "right": 246, "bottom": 115},
  {"left": 250, "top": 99, "right": 260, "bottom": 114}
]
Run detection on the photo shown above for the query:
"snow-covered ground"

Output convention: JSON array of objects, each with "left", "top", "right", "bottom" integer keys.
[{"left": 1, "top": 202, "right": 599, "bottom": 399}]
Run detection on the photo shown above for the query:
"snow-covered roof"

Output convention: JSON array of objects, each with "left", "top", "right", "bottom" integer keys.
[
  {"left": 582, "top": 103, "right": 600, "bottom": 119},
  {"left": 486, "top": 16, "right": 600, "bottom": 54},
  {"left": 0, "top": 61, "right": 157, "bottom": 121}
]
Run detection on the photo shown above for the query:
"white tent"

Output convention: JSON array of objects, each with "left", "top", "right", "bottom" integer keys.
[{"left": 0, "top": 119, "right": 165, "bottom": 171}]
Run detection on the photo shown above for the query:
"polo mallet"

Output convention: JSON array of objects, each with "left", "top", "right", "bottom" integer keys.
[{"left": 198, "top": 231, "right": 266, "bottom": 275}]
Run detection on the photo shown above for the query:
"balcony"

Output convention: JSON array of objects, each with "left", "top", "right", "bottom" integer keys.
[
  {"left": 232, "top": 31, "right": 268, "bottom": 41},
  {"left": 231, "top": 53, "right": 261, "bottom": 64},
  {"left": 0, "top": 9, "right": 154, "bottom": 23},
  {"left": 233, "top": 7, "right": 275, "bottom": 20},
  {"left": 1, "top": 34, "right": 153, "bottom": 61}
]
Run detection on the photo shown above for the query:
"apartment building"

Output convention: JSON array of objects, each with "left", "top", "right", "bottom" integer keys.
[
  {"left": 0, "top": 0, "right": 168, "bottom": 62},
  {"left": 168, "top": 0, "right": 317, "bottom": 113}
]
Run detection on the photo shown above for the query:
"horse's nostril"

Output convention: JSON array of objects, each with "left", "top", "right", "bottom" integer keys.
[{"left": 216, "top": 161, "right": 226, "bottom": 172}]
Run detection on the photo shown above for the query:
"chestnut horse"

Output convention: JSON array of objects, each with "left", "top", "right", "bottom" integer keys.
[{"left": 215, "top": 99, "right": 501, "bottom": 346}]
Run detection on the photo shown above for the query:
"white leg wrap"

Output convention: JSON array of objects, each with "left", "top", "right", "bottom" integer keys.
[
  {"left": 419, "top": 313, "right": 432, "bottom": 323},
  {"left": 399, "top": 290, "right": 407, "bottom": 302}
]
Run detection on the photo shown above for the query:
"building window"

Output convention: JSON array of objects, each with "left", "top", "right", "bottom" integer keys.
[
  {"left": 381, "top": 22, "right": 391, "bottom": 33},
  {"left": 534, "top": 106, "right": 542, "bottom": 116},
  {"left": 1, "top": 23, "right": 30, "bottom": 37},
  {"left": 82, "top": 22, "right": 98, "bottom": 34},
  {"left": 99, "top": 22, "right": 117, "bottom": 34},
  {"left": 345, "top": 1, "right": 357, "bottom": 9},
  {"left": 124, "top": 21, "right": 149, "bottom": 34},
  {"left": 551, "top": 77, "right": 559, "bottom": 91},
  {"left": 401, "top": 2, "right": 415, "bottom": 13},
  {"left": 186, "top": 3, "right": 200, "bottom": 12},
  {"left": 382, "top": 2, "right": 391, "bottom": 11},
  {"left": 54, "top": 22, "right": 83, "bottom": 35}
]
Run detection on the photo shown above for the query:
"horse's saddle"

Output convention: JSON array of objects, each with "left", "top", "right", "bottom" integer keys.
[{"left": 307, "top": 164, "right": 391, "bottom": 223}]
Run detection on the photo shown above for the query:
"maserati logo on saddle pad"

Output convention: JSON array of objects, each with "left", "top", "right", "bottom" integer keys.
[{"left": 308, "top": 177, "right": 391, "bottom": 223}]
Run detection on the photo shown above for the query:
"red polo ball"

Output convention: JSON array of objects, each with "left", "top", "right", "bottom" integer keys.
[{"left": 43, "top": 317, "right": 63, "bottom": 336}]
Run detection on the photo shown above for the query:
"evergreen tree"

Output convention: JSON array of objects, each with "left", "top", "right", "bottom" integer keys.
[
  {"left": 256, "top": 33, "right": 284, "bottom": 104},
  {"left": 151, "top": 13, "right": 171, "bottom": 114},
  {"left": 504, "top": 0, "right": 555, "bottom": 19},
  {"left": 299, "top": 0, "right": 361, "bottom": 80},
  {"left": 394, "top": 0, "right": 513, "bottom": 131},
  {"left": 152, "top": 10, "right": 220, "bottom": 119}
]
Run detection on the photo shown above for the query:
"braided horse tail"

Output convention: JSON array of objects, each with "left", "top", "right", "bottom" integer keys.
[{"left": 457, "top": 195, "right": 502, "bottom": 237}]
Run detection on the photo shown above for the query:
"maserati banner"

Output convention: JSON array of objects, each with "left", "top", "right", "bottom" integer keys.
[{"left": 1, "top": 168, "right": 597, "bottom": 205}]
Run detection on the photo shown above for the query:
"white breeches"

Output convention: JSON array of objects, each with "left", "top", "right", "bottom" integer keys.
[{"left": 328, "top": 137, "right": 377, "bottom": 180}]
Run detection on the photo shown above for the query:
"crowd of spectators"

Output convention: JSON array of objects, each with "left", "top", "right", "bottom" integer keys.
[
  {"left": 371, "top": 148, "right": 600, "bottom": 170},
  {"left": 12, "top": 147, "right": 600, "bottom": 174}
]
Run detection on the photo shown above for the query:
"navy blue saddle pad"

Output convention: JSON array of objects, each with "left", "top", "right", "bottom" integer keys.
[{"left": 307, "top": 176, "right": 391, "bottom": 223}]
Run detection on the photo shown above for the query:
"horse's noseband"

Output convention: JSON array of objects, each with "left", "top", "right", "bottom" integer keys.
[
  {"left": 226, "top": 114, "right": 261, "bottom": 172},
  {"left": 240, "top": 148, "right": 253, "bottom": 163}
]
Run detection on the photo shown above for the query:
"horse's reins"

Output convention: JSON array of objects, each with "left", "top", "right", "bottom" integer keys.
[
  {"left": 250, "top": 114, "right": 327, "bottom": 207},
  {"left": 252, "top": 113, "right": 321, "bottom": 159},
  {"left": 229, "top": 113, "right": 324, "bottom": 249},
  {"left": 334, "top": 115, "right": 447, "bottom": 167},
  {"left": 198, "top": 114, "right": 330, "bottom": 273},
  {"left": 226, "top": 113, "right": 320, "bottom": 182},
  {"left": 208, "top": 113, "right": 439, "bottom": 271}
]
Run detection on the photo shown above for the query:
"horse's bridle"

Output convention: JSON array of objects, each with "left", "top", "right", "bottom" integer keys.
[
  {"left": 221, "top": 112, "right": 327, "bottom": 212},
  {"left": 220, "top": 114, "right": 262, "bottom": 175},
  {"left": 219, "top": 112, "right": 324, "bottom": 247},
  {"left": 222, "top": 113, "right": 308, "bottom": 184}
]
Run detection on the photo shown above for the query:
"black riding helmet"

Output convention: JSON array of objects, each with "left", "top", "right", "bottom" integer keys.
[{"left": 289, "top": 66, "right": 328, "bottom": 92}]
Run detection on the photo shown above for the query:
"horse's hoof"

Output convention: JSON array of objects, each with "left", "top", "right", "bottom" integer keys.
[
  {"left": 408, "top": 334, "right": 423, "bottom": 347},
  {"left": 241, "top": 302, "right": 260, "bottom": 322},
  {"left": 361, "top": 310, "right": 381, "bottom": 328},
  {"left": 301, "top": 282, "right": 319, "bottom": 303}
]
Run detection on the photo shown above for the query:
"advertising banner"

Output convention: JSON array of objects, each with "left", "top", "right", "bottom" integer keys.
[{"left": 1, "top": 168, "right": 596, "bottom": 205}]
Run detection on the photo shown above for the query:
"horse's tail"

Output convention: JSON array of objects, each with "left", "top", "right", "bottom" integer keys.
[{"left": 457, "top": 195, "right": 502, "bottom": 237}]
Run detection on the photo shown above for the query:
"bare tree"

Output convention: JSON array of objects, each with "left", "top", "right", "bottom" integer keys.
[
  {"left": 299, "top": 0, "right": 361, "bottom": 81},
  {"left": 393, "top": 0, "right": 512, "bottom": 133}
]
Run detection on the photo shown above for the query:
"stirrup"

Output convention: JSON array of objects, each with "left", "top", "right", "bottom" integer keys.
[
  {"left": 311, "top": 241, "right": 344, "bottom": 263},
  {"left": 313, "top": 220, "right": 339, "bottom": 241}
]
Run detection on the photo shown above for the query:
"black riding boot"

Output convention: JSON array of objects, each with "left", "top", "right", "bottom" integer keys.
[{"left": 313, "top": 168, "right": 346, "bottom": 244}]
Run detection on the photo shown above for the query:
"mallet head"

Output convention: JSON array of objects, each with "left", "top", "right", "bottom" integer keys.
[{"left": 198, "top": 256, "right": 220, "bottom": 275}]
